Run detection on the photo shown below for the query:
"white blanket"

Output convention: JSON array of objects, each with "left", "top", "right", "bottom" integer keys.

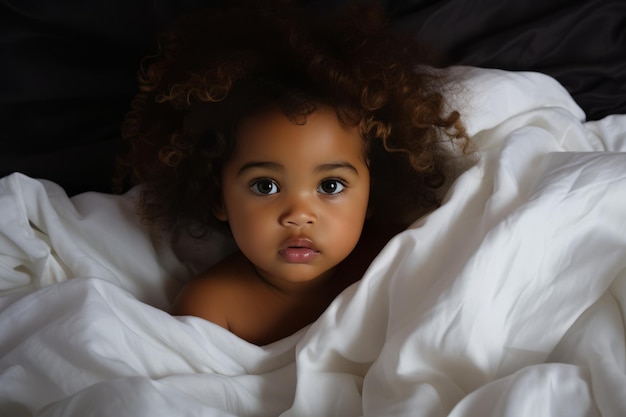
[{"left": 1, "top": 67, "right": 625, "bottom": 417}]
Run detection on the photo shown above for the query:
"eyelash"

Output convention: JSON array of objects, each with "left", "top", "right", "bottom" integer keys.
[
  {"left": 318, "top": 178, "right": 347, "bottom": 195},
  {"left": 248, "top": 177, "right": 348, "bottom": 196},
  {"left": 249, "top": 178, "right": 279, "bottom": 195}
]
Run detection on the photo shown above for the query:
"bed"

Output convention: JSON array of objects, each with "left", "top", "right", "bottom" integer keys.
[{"left": 1, "top": 1, "right": 625, "bottom": 416}]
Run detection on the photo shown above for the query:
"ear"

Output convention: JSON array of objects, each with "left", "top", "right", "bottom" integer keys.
[
  {"left": 212, "top": 199, "right": 228, "bottom": 222},
  {"left": 210, "top": 176, "right": 228, "bottom": 222}
]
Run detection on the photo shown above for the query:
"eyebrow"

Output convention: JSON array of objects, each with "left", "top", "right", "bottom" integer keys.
[
  {"left": 237, "top": 161, "right": 359, "bottom": 176},
  {"left": 314, "top": 162, "right": 359, "bottom": 175},
  {"left": 237, "top": 161, "right": 282, "bottom": 176}
]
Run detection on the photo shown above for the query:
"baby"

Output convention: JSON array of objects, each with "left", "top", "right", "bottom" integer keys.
[{"left": 116, "top": 1, "right": 469, "bottom": 345}]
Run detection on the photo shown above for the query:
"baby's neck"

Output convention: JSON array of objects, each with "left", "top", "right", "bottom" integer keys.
[
  {"left": 248, "top": 259, "right": 340, "bottom": 300},
  {"left": 234, "top": 257, "right": 342, "bottom": 344}
]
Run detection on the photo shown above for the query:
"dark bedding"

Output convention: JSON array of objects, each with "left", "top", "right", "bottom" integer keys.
[{"left": 1, "top": 0, "right": 625, "bottom": 195}]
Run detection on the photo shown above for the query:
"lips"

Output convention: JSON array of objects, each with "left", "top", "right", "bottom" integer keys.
[{"left": 278, "top": 238, "right": 319, "bottom": 263}]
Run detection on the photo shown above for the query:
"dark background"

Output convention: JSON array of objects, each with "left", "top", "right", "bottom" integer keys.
[{"left": 1, "top": 0, "right": 624, "bottom": 195}]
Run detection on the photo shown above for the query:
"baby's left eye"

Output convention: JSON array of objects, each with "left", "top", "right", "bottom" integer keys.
[{"left": 317, "top": 179, "right": 345, "bottom": 195}]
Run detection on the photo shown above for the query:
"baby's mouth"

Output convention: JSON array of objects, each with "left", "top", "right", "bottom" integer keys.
[{"left": 279, "top": 239, "right": 319, "bottom": 263}]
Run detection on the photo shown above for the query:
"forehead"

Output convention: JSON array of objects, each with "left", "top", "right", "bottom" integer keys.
[{"left": 230, "top": 107, "right": 366, "bottom": 165}]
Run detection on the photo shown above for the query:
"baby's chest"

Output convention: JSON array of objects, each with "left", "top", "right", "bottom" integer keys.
[{"left": 229, "top": 293, "right": 323, "bottom": 345}]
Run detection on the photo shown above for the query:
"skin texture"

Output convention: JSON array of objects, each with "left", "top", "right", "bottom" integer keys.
[{"left": 171, "top": 108, "right": 374, "bottom": 345}]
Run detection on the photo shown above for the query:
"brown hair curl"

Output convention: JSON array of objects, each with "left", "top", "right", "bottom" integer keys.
[{"left": 115, "top": 1, "right": 470, "bottom": 235}]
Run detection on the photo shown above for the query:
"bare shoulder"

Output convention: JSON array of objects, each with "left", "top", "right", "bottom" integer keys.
[{"left": 170, "top": 251, "right": 251, "bottom": 329}]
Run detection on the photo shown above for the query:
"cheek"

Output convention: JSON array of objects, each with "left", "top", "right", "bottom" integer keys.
[
  {"left": 324, "top": 193, "right": 369, "bottom": 252},
  {"left": 222, "top": 196, "right": 280, "bottom": 264},
  {"left": 224, "top": 201, "right": 270, "bottom": 248}
]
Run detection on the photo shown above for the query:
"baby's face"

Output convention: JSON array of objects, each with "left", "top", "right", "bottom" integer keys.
[{"left": 215, "top": 107, "right": 370, "bottom": 289}]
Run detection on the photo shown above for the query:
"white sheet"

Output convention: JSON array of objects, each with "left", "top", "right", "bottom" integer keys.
[{"left": 1, "top": 67, "right": 625, "bottom": 416}]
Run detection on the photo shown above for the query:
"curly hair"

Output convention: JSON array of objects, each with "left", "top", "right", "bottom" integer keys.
[{"left": 115, "top": 1, "right": 470, "bottom": 236}]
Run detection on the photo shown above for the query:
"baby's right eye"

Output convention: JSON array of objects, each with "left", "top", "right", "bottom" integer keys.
[{"left": 250, "top": 178, "right": 280, "bottom": 195}]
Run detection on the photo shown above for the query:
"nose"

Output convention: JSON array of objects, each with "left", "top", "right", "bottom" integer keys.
[{"left": 279, "top": 194, "right": 317, "bottom": 227}]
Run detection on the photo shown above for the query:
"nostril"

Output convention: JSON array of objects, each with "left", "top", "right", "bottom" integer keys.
[
  {"left": 282, "top": 217, "right": 315, "bottom": 227},
  {"left": 280, "top": 204, "right": 317, "bottom": 226}
]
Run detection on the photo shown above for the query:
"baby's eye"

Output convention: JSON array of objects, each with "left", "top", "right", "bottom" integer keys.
[
  {"left": 317, "top": 179, "right": 345, "bottom": 195},
  {"left": 250, "top": 178, "right": 279, "bottom": 195}
]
